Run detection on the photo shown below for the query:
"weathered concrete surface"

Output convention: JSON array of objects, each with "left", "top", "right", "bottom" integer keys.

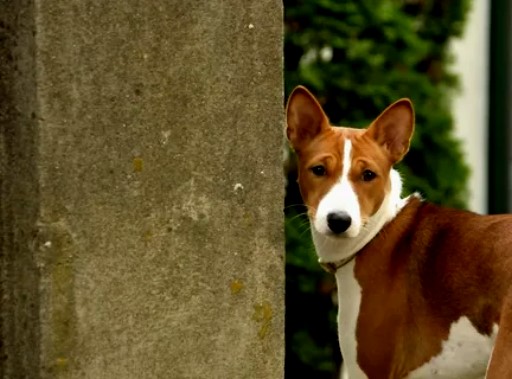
[
  {"left": 0, "top": 1, "right": 284, "bottom": 378},
  {"left": 0, "top": 1, "right": 41, "bottom": 377}
]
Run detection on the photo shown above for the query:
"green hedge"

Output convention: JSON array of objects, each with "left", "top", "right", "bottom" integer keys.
[{"left": 284, "top": 1, "right": 471, "bottom": 378}]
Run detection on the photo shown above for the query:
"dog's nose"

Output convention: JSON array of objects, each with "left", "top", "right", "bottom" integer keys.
[{"left": 327, "top": 212, "right": 352, "bottom": 234}]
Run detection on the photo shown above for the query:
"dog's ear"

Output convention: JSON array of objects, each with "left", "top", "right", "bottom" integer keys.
[
  {"left": 286, "top": 86, "right": 329, "bottom": 152},
  {"left": 366, "top": 98, "right": 415, "bottom": 163}
]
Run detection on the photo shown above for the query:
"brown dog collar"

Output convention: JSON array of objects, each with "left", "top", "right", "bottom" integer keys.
[{"left": 319, "top": 253, "right": 358, "bottom": 274}]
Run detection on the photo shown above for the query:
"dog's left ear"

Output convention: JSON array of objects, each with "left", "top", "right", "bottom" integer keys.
[{"left": 367, "top": 98, "right": 415, "bottom": 163}]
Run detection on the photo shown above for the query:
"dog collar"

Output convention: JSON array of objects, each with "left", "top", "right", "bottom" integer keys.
[{"left": 319, "top": 252, "right": 358, "bottom": 274}]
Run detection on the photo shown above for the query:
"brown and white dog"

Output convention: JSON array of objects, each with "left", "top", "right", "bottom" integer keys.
[{"left": 286, "top": 86, "right": 512, "bottom": 379}]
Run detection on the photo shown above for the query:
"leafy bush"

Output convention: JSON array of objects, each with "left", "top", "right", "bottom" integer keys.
[{"left": 284, "top": 1, "right": 471, "bottom": 378}]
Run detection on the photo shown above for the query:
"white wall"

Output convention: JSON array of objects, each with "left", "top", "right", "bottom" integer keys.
[{"left": 450, "top": 1, "right": 490, "bottom": 213}]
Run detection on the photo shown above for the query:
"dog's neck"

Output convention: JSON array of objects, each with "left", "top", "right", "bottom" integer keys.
[{"left": 312, "top": 169, "right": 410, "bottom": 266}]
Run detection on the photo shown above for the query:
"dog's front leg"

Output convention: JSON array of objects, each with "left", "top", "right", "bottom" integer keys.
[{"left": 485, "top": 293, "right": 512, "bottom": 378}]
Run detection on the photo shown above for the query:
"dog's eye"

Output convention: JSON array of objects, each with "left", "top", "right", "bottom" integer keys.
[
  {"left": 310, "top": 165, "right": 326, "bottom": 177},
  {"left": 362, "top": 170, "right": 377, "bottom": 182}
]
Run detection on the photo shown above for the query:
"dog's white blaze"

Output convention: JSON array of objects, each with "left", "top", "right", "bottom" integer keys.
[
  {"left": 313, "top": 168, "right": 408, "bottom": 263},
  {"left": 336, "top": 260, "right": 368, "bottom": 379},
  {"left": 314, "top": 140, "right": 361, "bottom": 238},
  {"left": 408, "top": 318, "right": 498, "bottom": 379}
]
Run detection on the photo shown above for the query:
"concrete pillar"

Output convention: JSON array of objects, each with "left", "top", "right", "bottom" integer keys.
[{"left": 0, "top": 1, "right": 284, "bottom": 378}]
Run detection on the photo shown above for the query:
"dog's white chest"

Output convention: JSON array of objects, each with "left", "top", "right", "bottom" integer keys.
[
  {"left": 335, "top": 261, "right": 367, "bottom": 379},
  {"left": 407, "top": 317, "right": 497, "bottom": 379}
]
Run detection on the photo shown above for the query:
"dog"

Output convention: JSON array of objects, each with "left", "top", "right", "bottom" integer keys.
[{"left": 285, "top": 85, "right": 512, "bottom": 378}]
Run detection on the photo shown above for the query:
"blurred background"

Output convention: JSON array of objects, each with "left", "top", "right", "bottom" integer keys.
[{"left": 283, "top": 0, "right": 511, "bottom": 378}]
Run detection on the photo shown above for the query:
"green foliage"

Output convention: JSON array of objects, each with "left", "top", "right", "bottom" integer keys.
[{"left": 284, "top": 1, "right": 472, "bottom": 377}]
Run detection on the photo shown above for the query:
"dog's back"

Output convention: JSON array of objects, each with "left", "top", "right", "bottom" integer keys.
[{"left": 352, "top": 197, "right": 512, "bottom": 378}]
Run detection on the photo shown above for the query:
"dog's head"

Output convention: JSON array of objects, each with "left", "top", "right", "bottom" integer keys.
[{"left": 286, "top": 86, "right": 414, "bottom": 239}]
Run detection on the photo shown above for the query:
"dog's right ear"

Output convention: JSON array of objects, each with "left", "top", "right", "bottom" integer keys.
[{"left": 286, "top": 86, "right": 329, "bottom": 152}]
